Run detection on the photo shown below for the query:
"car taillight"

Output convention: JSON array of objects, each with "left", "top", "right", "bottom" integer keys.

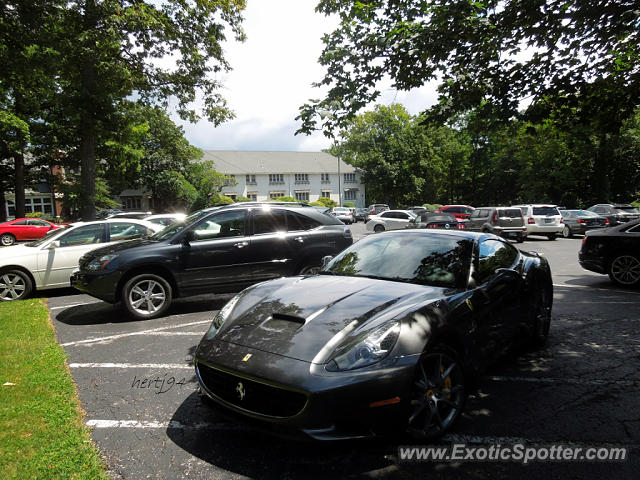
[
  {"left": 581, "top": 235, "right": 587, "bottom": 249},
  {"left": 456, "top": 223, "right": 466, "bottom": 230},
  {"left": 559, "top": 218, "right": 564, "bottom": 224},
  {"left": 528, "top": 218, "right": 535, "bottom": 224},
  {"left": 577, "top": 219, "right": 585, "bottom": 224},
  {"left": 427, "top": 224, "right": 439, "bottom": 228},
  {"left": 604, "top": 219, "right": 610, "bottom": 224},
  {"left": 492, "top": 212, "right": 498, "bottom": 223}
]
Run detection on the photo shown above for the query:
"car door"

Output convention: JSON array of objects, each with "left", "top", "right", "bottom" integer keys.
[
  {"left": 467, "top": 209, "right": 486, "bottom": 231},
  {"left": 36, "top": 223, "right": 108, "bottom": 288},
  {"left": 26, "top": 219, "right": 53, "bottom": 240},
  {"left": 468, "top": 239, "right": 523, "bottom": 360},
  {"left": 378, "top": 211, "right": 397, "bottom": 229},
  {"left": 245, "top": 208, "right": 306, "bottom": 280},
  {"left": 6, "top": 219, "right": 29, "bottom": 240},
  {"left": 178, "top": 209, "right": 252, "bottom": 292}
]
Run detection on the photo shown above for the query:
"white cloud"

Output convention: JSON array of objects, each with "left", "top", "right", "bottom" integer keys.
[{"left": 176, "top": 0, "right": 439, "bottom": 152}]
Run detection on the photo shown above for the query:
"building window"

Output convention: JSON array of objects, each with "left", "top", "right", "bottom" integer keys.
[
  {"left": 6, "top": 199, "right": 15, "bottom": 218},
  {"left": 246, "top": 174, "right": 256, "bottom": 184},
  {"left": 24, "top": 197, "right": 53, "bottom": 215},
  {"left": 344, "top": 173, "right": 357, "bottom": 183},
  {"left": 294, "top": 191, "right": 309, "bottom": 202},
  {"left": 123, "top": 197, "right": 141, "bottom": 210},
  {"left": 294, "top": 173, "right": 309, "bottom": 184},
  {"left": 247, "top": 192, "right": 258, "bottom": 201},
  {"left": 269, "top": 174, "right": 284, "bottom": 184},
  {"left": 269, "top": 191, "right": 286, "bottom": 199},
  {"left": 320, "top": 190, "right": 332, "bottom": 199},
  {"left": 344, "top": 190, "right": 357, "bottom": 201},
  {"left": 321, "top": 173, "right": 330, "bottom": 183},
  {"left": 224, "top": 174, "right": 236, "bottom": 187},
  {"left": 226, "top": 193, "right": 237, "bottom": 201}
]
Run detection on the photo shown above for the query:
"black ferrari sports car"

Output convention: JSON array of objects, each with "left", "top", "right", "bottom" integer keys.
[{"left": 195, "top": 230, "right": 553, "bottom": 440}]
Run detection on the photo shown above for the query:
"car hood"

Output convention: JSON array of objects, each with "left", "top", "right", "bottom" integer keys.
[
  {"left": 0, "top": 244, "right": 37, "bottom": 261},
  {"left": 213, "top": 275, "right": 449, "bottom": 363},
  {"left": 80, "top": 238, "right": 158, "bottom": 260}
]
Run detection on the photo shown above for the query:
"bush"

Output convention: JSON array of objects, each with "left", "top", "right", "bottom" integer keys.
[
  {"left": 423, "top": 203, "right": 442, "bottom": 211},
  {"left": 236, "top": 195, "right": 252, "bottom": 202},
  {"left": 343, "top": 201, "right": 356, "bottom": 208},
  {"left": 314, "top": 197, "right": 338, "bottom": 208}
]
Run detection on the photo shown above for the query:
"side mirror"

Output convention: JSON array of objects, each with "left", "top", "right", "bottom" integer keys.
[
  {"left": 321, "top": 255, "right": 334, "bottom": 268},
  {"left": 48, "top": 240, "right": 60, "bottom": 249},
  {"left": 484, "top": 268, "right": 521, "bottom": 293}
]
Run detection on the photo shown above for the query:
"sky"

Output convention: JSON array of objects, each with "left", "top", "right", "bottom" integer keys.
[{"left": 175, "top": 0, "right": 440, "bottom": 153}]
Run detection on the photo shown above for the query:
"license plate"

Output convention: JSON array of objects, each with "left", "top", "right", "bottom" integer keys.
[{"left": 545, "top": 218, "right": 554, "bottom": 223}]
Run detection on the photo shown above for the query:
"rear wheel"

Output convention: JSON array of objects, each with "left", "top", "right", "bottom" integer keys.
[
  {"left": 516, "top": 235, "right": 525, "bottom": 243},
  {"left": 374, "top": 224, "right": 385, "bottom": 233},
  {"left": 0, "top": 233, "right": 16, "bottom": 246},
  {"left": 122, "top": 273, "right": 172, "bottom": 320},
  {"left": 562, "top": 226, "right": 572, "bottom": 238},
  {"left": 608, "top": 254, "right": 640, "bottom": 287},
  {"left": 528, "top": 283, "right": 552, "bottom": 347},
  {"left": 547, "top": 233, "right": 557, "bottom": 240},
  {"left": 0, "top": 270, "right": 33, "bottom": 301},
  {"left": 406, "top": 345, "right": 467, "bottom": 441}
]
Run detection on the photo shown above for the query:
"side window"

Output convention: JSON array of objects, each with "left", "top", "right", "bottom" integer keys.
[
  {"left": 12, "top": 220, "right": 28, "bottom": 226},
  {"left": 28, "top": 219, "right": 48, "bottom": 226},
  {"left": 252, "top": 209, "right": 287, "bottom": 235},
  {"left": 476, "top": 240, "right": 518, "bottom": 284},
  {"left": 286, "top": 211, "right": 320, "bottom": 231},
  {"left": 469, "top": 210, "right": 481, "bottom": 219},
  {"left": 192, "top": 210, "right": 246, "bottom": 241},
  {"left": 594, "top": 207, "right": 605, "bottom": 214},
  {"left": 58, "top": 224, "right": 105, "bottom": 247},
  {"left": 448, "top": 207, "right": 462, "bottom": 214},
  {"left": 518, "top": 207, "right": 527, "bottom": 215},
  {"left": 109, "top": 223, "right": 149, "bottom": 241},
  {"left": 380, "top": 211, "right": 393, "bottom": 218}
]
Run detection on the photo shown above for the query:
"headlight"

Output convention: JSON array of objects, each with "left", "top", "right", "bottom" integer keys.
[
  {"left": 204, "top": 294, "right": 241, "bottom": 340},
  {"left": 326, "top": 321, "right": 401, "bottom": 371},
  {"left": 85, "top": 254, "right": 119, "bottom": 271}
]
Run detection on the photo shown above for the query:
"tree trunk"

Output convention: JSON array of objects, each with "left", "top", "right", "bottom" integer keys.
[
  {"left": 79, "top": 119, "right": 97, "bottom": 220},
  {"left": 592, "top": 133, "right": 611, "bottom": 204},
  {"left": 14, "top": 151, "right": 26, "bottom": 218},
  {"left": 0, "top": 189, "right": 6, "bottom": 222}
]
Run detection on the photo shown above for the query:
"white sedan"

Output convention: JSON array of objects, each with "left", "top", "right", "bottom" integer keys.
[
  {"left": 366, "top": 210, "right": 417, "bottom": 233},
  {"left": 0, "top": 219, "right": 162, "bottom": 301},
  {"left": 143, "top": 213, "right": 187, "bottom": 227}
]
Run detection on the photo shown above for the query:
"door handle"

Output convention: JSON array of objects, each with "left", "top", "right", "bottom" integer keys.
[
  {"left": 294, "top": 236, "right": 305, "bottom": 243},
  {"left": 233, "top": 241, "right": 249, "bottom": 249}
]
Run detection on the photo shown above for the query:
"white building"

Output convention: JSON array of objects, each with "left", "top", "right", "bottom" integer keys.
[{"left": 203, "top": 151, "right": 366, "bottom": 207}]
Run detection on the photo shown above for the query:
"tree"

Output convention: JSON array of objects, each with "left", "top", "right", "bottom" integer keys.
[
  {"left": 186, "top": 160, "right": 232, "bottom": 211},
  {"left": 54, "top": 0, "right": 245, "bottom": 220}
]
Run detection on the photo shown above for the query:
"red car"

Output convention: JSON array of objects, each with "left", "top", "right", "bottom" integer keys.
[
  {"left": 0, "top": 218, "right": 64, "bottom": 246},
  {"left": 435, "top": 205, "right": 475, "bottom": 220}
]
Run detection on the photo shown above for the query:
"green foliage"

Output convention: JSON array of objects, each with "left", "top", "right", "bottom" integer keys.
[
  {"left": 423, "top": 204, "right": 442, "bottom": 211},
  {"left": 57, "top": 175, "right": 120, "bottom": 219},
  {"left": 236, "top": 195, "right": 251, "bottom": 202},
  {"left": 215, "top": 195, "right": 235, "bottom": 205},
  {"left": 343, "top": 201, "right": 356, "bottom": 208},
  {"left": 312, "top": 197, "right": 337, "bottom": 208},
  {"left": 185, "top": 160, "right": 231, "bottom": 210}
]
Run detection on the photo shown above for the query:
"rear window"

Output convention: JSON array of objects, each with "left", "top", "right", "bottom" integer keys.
[
  {"left": 615, "top": 206, "right": 640, "bottom": 214},
  {"left": 498, "top": 209, "right": 522, "bottom": 218},
  {"left": 532, "top": 206, "right": 560, "bottom": 216}
]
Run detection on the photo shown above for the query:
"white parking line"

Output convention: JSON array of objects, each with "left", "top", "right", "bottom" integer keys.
[
  {"left": 49, "top": 301, "right": 102, "bottom": 310},
  {"left": 487, "top": 375, "right": 639, "bottom": 387},
  {"left": 553, "top": 283, "right": 640, "bottom": 295},
  {"left": 60, "top": 319, "right": 211, "bottom": 347},
  {"left": 69, "top": 362, "right": 192, "bottom": 369},
  {"left": 86, "top": 420, "right": 214, "bottom": 429}
]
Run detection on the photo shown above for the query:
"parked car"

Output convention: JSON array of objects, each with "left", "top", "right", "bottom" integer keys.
[
  {"left": 0, "top": 219, "right": 162, "bottom": 301},
  {"left": 354, "top": 208, "right": 369, "bottom": 222},
  {"left": 0, "top": 218, "right": 66, "bottom": 246},
  {"left": 586, "top": 204, "right": 640, "bottom": 226},
  {"left": 331, "top": 207, "right": 354, "bottom": 224},
  {"left": 106, "top": 211, "right": 153, "bottom": 220},
  {"left": 578, "top": 219, "right": 640, "bottom": 287},
  {"left": 560, "top": 210, "right": 609, "bottom": 237},
  {"left": 195, "top": 229, "right": 552, "bottom": 440},
  {"left": 409, "top": 213, "right": 466, "bottom": 230},
  {"left": 71, "top": 203, "right": 353, "bottom": 319},
  {"left": 406, "top": 206, "right": 430, "bottom": 215},
  {"left": 512, "top": 204, "right": 564, "bottom": 240},
  {"left": 435, "top": 205, "right": 475, "bottom": 220},
  {"left": 368, "top": 204, "right": 390, "bottom": 216},
  {"left": 366, "top": 210, "right": 416, "bottom": 232},
  {"left": 466, "top": 207, "right": 526, "bottom": 243},
  {"left": 143, "top": 213, "right": 187, "bottom": 227}
]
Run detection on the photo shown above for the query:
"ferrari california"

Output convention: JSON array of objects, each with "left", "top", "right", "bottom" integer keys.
[{"left": 195, "top": 230, "right": 553, "bottom": 441}]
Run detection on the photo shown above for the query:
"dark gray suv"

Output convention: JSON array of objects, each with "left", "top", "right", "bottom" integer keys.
[
  {"left": 466, "top": 207, "right": 526, "bottom": 242},
  {"left": 71, "top": 203, "right": 353, "bottom": 319}
]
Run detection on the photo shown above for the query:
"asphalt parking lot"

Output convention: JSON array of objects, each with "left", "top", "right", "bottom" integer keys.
[{"left": 47, "top": 223, "right": 640, "bottom": 479}]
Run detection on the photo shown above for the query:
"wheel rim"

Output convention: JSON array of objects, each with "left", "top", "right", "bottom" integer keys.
[
  {"left": 300, "top": 265, "right": 321, "bottom": 275},
  {"left": 374, "top": 225, "right": 384, "bottom": 232},
  {"left": 1, "top": 235, "right": 14, "bottom": 246},
  {"left": 563, "top": 226, "right": 570, "bottom": 238},
  {"left": 611, "top": 255, "right": 640, "bottom": 285},
  {"left": 128, "top": 279, "right": 167, "bottom": 315},
  {"left": 408, "top": 351, "right": 465, "bottom": 438},
  {"left": 0, "top": 273, "right": 26, "bottom": 300}
]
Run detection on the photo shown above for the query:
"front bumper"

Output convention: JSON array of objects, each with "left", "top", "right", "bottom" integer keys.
[
  {"left": 195, "top": 339, "right": 417, "bottom": 440},
  {"left": 70, "top": 269, "right": 123, "bottom": 303}
]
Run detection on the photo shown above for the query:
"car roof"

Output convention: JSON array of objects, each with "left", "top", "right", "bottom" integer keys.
[
  {"left": 378, "top": 228, "right": 493, "bottom": 241},
  {"left": 68, "top": 218, "right": 161, "bottom": 228}
]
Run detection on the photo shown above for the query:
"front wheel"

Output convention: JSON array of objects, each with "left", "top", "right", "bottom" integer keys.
[
  {"left": 547, "top": 233, "right": 557, "bottom": 240},
  {"left": 608, "top": 254, "right": 640, "bottom": 287},
  {"left": 562, "top": 226, "right": 572, "bottom": 238},
  {"left": 0, "top": 270, "right": 33, "bottom": 301},
  {"left": 0, "top": 233, "right": 16, "bottom": 246},
  {"left": 516, "top": 235, "right": 525, "bottom": 243},
  {"left": 406, "top": 345, "right": 467, "bottom": 441},
  {"left": 122, "top": 273, "right": 172, "bottom": 320},
  {"left": 528, "top": 284, "right": 552, "bottom": 348},
  {"left": 374, "top": 224, "right": 385, "bottom": 233}
]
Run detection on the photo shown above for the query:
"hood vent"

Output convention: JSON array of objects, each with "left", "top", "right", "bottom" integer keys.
[{"left": 271, "top": 312, "right": 306, "bottom": 324}]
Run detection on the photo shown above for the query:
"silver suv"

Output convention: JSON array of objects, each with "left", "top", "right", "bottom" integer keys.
[
  {"left": 512, "top": 204, "right": 563, "bottom": 240},
  {"left": 467, "top": 207, "right": 526, "bottom": 243}
]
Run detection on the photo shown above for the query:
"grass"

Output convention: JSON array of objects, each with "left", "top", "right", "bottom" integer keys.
[{"left": 0, "top": 299, "right": 107, "bottom": 479}]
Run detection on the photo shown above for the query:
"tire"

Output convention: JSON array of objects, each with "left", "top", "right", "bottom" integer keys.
[
  {"left": 0, "top": 269, "right": 33, "bottom": 301},
  {"left": 0, "top": 233, "right": 16, "bottom": 246},
  {"left": 406, "top": 344, "right": 467, "bottom": 441},
  {"left": 528, "top": 281, "right": 552, "bottom": 348},
  {"left": 374, "top": 224, "right": 385, "bottom": 233},
  {"left": 608, "top": 254, "right": 640, "bottom": 287},
  {"left": 562, "top": 226, "right": 572, "bottom": 238},
  {"left": 547, "top": 233, "right": 557, "bottom": 240},
  {"left": 121, "top": 273, "right": 172, "bottom": 320},
  {"left": 299, "top": 264, "right": 321, "bottom": 275},
  {"left": 516, "top": 235, "right": 525, "bottom": 243}
]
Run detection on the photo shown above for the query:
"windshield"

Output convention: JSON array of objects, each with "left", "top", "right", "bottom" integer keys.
[
  {"left": 150, "top": 210, "right": 210, "bottom": 241},
  {"left": 27, "top": 226, "right": 68, "bottom": 247},
  {"left": 323, "top": 233, "right": 473, "bottom": 288},
  {"left": 572, "top": 210, "right": 599, "bottom": 217},
  {"left": 615, "top": 206, "right": 640, "bottom": 214}
]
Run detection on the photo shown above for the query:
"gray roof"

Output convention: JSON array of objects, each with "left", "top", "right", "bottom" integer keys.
[{"left": 200, "top": 151, "right": 357, "bottom": 175}]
